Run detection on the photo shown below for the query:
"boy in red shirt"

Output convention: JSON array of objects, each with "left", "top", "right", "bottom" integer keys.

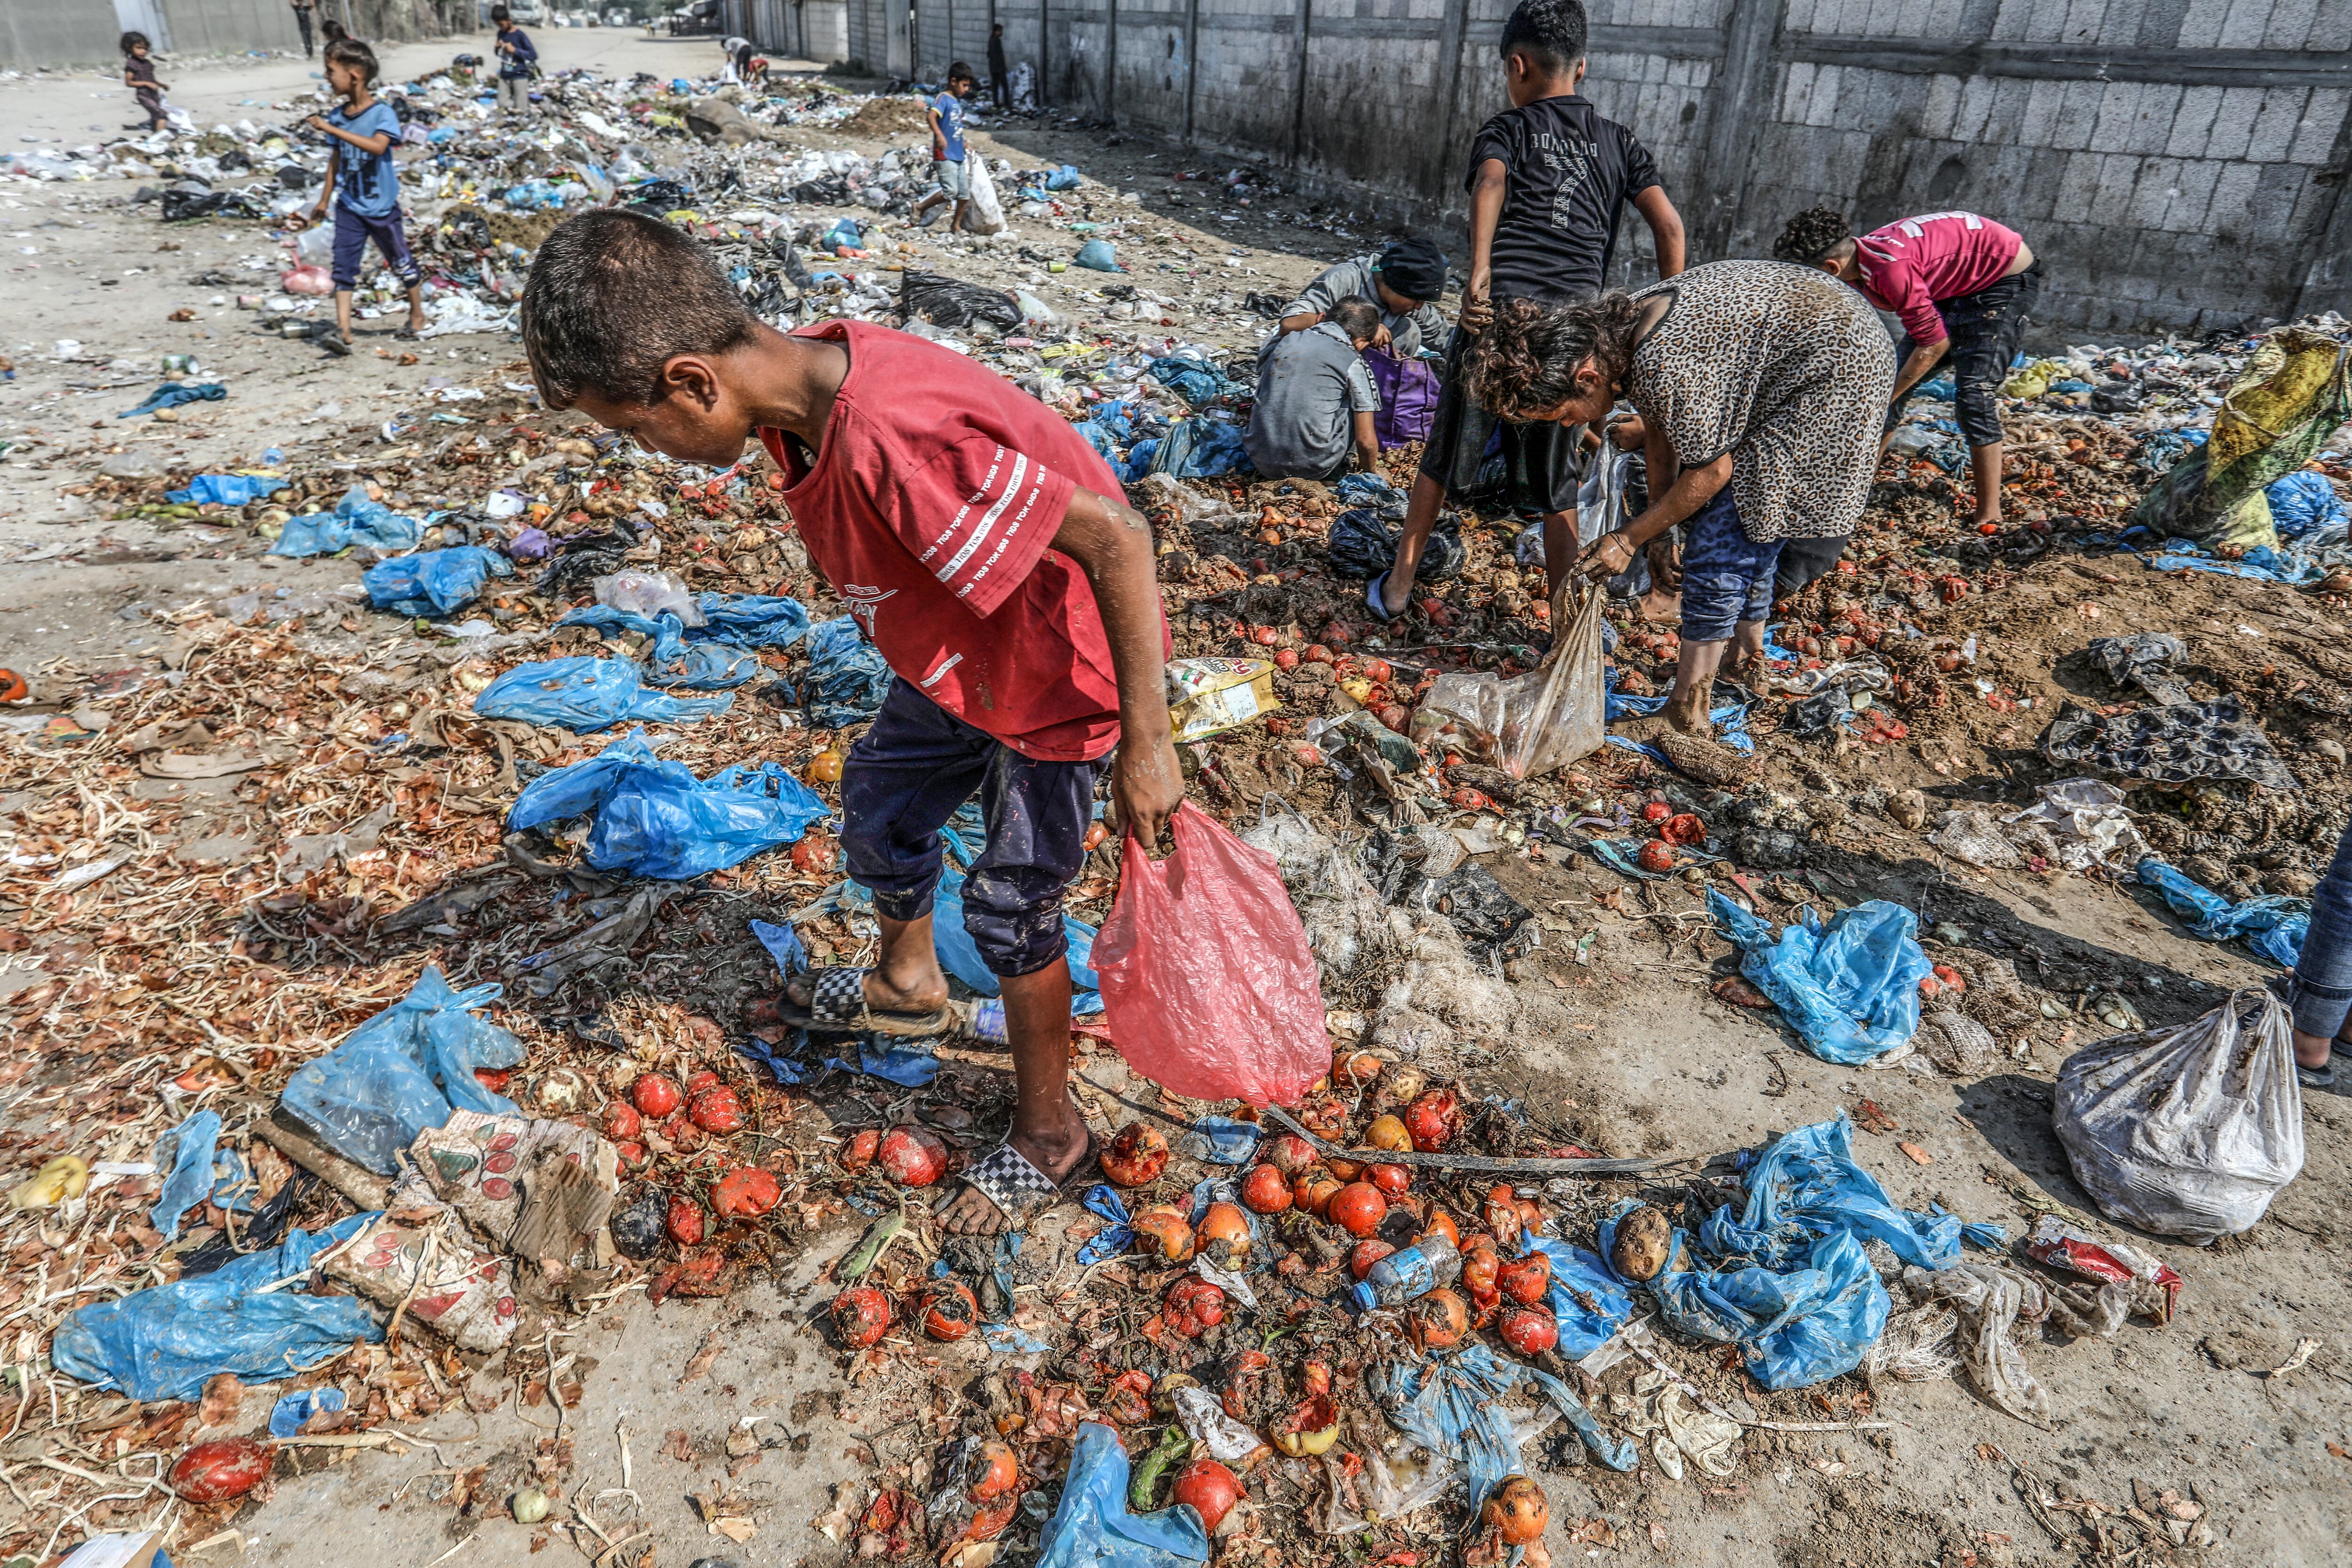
[
  {"left": 521, "top": 211, "right": 1182, "bottom": 1235},
  {"left": 1774, "top": 206, "right": 2042, "bottom": 527}
]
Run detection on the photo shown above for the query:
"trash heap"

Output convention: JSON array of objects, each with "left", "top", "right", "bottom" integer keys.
[{"left": 0, "top": 44, "right": 2342, "bottom": 1568}]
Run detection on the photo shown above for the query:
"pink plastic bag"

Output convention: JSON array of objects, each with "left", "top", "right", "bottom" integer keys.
[{"left": 1091, "top": 806, "right": 1331, "bottom": 1106}]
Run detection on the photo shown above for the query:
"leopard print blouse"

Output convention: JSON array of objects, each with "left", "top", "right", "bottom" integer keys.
[{"left": 1627, "top": 259, "right": 1896, "bottom": 541}]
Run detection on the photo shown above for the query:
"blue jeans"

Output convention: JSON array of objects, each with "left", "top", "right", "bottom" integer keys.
[
  {"left": 2287, "top": 816, "right": 2352, "bottom": 1040},
  {"left": 1679, "top": 482, "right": 1781, "bottom": 642},
  {"left": 840, "top": 678, "right": 1102, "bottom": 979}
]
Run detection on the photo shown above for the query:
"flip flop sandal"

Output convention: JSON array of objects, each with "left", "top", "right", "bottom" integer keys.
[
  {"left": 946, "top": 1133, "right": 1095, "bottom": 1228},
  {"left": 2297, "top": 1061, "right": 2335, "bottom": 1090},
  {"left": 318, "top": 335, "right": 352, "bottom": 357},
  {"left": 773, "top": 966, "right": 957, "bottom": 1037},
  {"left": 1365, "top": 572, "right": 1398, "bottom": 620},
  {"left": 394, "top": 326, "right": 420, "bottom": 341}
]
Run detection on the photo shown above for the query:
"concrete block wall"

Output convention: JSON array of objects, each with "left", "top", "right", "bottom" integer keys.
[
  {"left": 1032, "top": 0, "right": 2352, "bottom": 336},
  {"left": 0, "top": 0, "right": 121, "bottom": 70}
]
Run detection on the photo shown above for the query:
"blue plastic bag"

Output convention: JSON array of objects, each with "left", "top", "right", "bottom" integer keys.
[
  {"left": 932, "top": 865, "right": 1101, "bottom": 999},
  {"left": 1706, "top": 888, "right": 1931, "bottom": 1064},
  {"left": 1147, "top": 355, "right": 1239, "bottom": 409},
  {"left": 166, "top": 473, "right": 286, "bottom": 507},
  {"left": 52, "top": 1214, "right": 381, "bottom": 1401},
  {"left": 507, "top": 728, "right": 833, "bottom": 880},
  {"left": 270, "top": 484, "right": 424, "bottom": 558},
  {"left": 279, "top": 968, "right": 524, "bottom": 1174},
  {"left": 1708, "top": 1113, "right": 1975, "bottom": 1271},
  {"left": 1370, "top": 1342, "right": 1635, "bottom": 1505},
  {"left": 1150, "top": 415, "right": 1249, "bottom": 478},
  {"left": 1036, "top": 1422, "right": 1209, "bottom": 1568},
  {"left": 2136, "top": 857, "right": 2309, "bottom": 967},
  {"left": 1525, "top": 1235, "right": 1634, "bottom": 1358},
  {"left": 1074, "top": 238, "right": 1120, "bottom": 271},
  {"left": 474, "top": 657, "right": 734, "bottom": 731},
  {"left": 2265, "top": 471, "right": 2347, "bottom": 539},
  {"left": 1646, "top": 1226, "right": 1889, "bottom": 1391},
  {"left": 269, "top": 1386, "right": 348, "bottom": 1437},
  {"left": 148, "top": 1108, "right": 253, "bottom": 1238},
  {"left": 119, "top": 381, "right": 225, "bottom": 418},
  {"left": 697, "top": 592, "right": 814, "bottom": 647},
  {"left": 803, "top": 615, "right": 894, "bottom": 726},
  {"left": 1044, "top": 164, "right": 1083, "bottom": 191},
  {"left": 365, "top": 546, "right": 514, "bottom": 618}
]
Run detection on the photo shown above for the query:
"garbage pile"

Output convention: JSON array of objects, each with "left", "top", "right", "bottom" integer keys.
[{"left": 0, "top": 42, "right": 2343, "bottom": 1568}]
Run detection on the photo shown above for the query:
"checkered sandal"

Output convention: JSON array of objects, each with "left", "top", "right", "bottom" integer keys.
[
  {"left": 774, "top": 967, "right": 956, "bottom": 1038},
  {"left": 950, "top": 1136, "right": 1094, "bottom": 1227}
]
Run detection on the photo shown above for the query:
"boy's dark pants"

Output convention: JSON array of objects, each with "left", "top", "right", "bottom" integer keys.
[
  {"left": 331, "top": 204, "right": 421, "bottom": 290},
  {"left": 841, "top": 678, "right": 1099, "bottom": 980},
  {"left": 1885, "top": 259, "right": 2044, "bottom": 447}
]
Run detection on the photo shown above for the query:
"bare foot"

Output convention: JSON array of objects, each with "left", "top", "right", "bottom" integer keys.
[
  {"left": 1662, "top": 674, "right": 1714, "bottom": 736},
  {"left": 935, "top": 1106, "right": 1090, "bottom": 1235}
]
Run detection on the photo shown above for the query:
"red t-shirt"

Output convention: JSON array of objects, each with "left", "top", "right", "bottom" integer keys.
[
  {"left": 761, "top": 319, "right": 1157, "bottom": 762},
  {"left": 1852, "top": 211, "right": 2024, "bottom": 345}
]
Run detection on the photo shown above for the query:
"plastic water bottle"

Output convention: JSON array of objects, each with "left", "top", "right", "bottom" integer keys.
[{"left": 1350, "top": 1235, "right": 1462, "bottom": 1310}]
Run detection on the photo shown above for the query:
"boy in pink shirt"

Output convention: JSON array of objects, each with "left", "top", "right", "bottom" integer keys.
[
  {"left": 520, "top": 211, "right": 1184, "bottom": 1236},
  {"left": 1775, "top": 207, "right": 2042, "bottom": 527}
]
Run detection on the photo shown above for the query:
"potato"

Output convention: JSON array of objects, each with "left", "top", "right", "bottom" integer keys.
[{"left": 1610, "top": 1203, "right": 1674, "bottom": 1282}]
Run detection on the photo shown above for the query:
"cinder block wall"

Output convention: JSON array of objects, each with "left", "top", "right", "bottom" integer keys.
[{"left": 1030, "top": 0, "right": 2352, "bottom": 338}]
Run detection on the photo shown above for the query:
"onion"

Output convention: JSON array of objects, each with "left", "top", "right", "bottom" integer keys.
[
  {"left": 1363, "top": 1114, "right": 1413, "bottom": 1152},
  {"left": 170, "top": 1438, "right": 275, "bottom": 1503},
  {"left": 512, "top": 1485, "right": 551, "bottom": 1525},
  {"left": 1240, "top": 1164, "right": 1293, "bottom": 1214},
  {"left": 1485, "top": 1475, "right": 1549, "bottom": 1545},
  {"left": 1408, "top": 1286, "right": 1469, "bottom": 1350},
  {"left": 631, "top": 1073, "right": 681, "bottom": 1118},
  {"left": 1198, "top": 1202, "right": 1252, "bottom": 1270},
  {"left": 689, "top": 1085, "right": 745, "bottom": 1134},
  {"left": 1130, "top": 1203, "right": 1197, "bottom": 1264},
  {"left": 1368, "top": 1162, "right": 1410, "bottom": 1197},
  {"left": 1100, "top": 1122, "right": 1171, "bottom": 1186},
  {"left": 1291, "top": 1171, "right": 1342, "bottom": 1217},
  {"left": 600, "top": 1101, "right": 643, "bottom": 1142},
  {"left": 829, "top": 1286, "right": 892, "bottom": 1349},
  {"left": 1266, "top": 1134, "right": 1318, "bottom": 1176},
  {"left": 839, "top": 1128, "right": 880, "bottom": 1173},
  {"left": 879, "top": 1125, "right": 950, "bottom": 1187},
  {"left": 1327, "top": 1182, "right": 1387, "bottom": 1237},
  {"left": 1172, "top": 1459, "right": 1241, "bottom": 1531}
]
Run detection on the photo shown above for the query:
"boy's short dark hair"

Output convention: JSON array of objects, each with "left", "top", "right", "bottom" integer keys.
[
  {"left": 523, "top": 209, "right": 758, "bottom": 409},
  {"left": 946, "top": 61, "right": 977, "bottom": 85},
  {"left": 119, "top": 31, "right": 149, "bottom": 55},
  {"left": 492, "top": 5, "right": 512, "bottom": 19},
  {"left": 325, "top": 38, "right": 378, "bottom": 80},
  {"left": 1327, "top": 296, "right": 1383, "bottom": 343},
  {"left": 1772, "top": 205, "right": 1853, "bottom": 264},
  {"left": 1499, "top": 0, "right": 1587, "bottom": 74}
]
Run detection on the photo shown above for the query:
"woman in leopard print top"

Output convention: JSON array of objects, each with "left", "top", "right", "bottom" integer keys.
[{"left": 1462, "top": 259, "right": 1894, "bottom": 737}]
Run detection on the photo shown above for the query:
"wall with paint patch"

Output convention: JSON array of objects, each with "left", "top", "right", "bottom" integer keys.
[{"left": 1029, "top": 0, "right": 2352, "bottom": 336}]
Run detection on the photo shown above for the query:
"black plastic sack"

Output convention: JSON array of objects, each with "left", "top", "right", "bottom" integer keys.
[
  {"left": 1327, "top": 507, "right": 1464, "bottom": 581},
  {"left": 160, "top": 187, "right": 228, "bottom": 223},
  {"left": 900, "top": 269, "right": 1023, "bottom": 332}
]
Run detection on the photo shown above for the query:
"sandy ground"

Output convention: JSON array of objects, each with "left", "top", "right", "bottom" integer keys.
[{"left": 1, "top": 30, "right": 2347, "bottom": 1568}]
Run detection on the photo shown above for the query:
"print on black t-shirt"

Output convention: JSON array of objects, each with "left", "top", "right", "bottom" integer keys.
[{"left": 1468, "top": 93, "right": 1661, "bottom": 305}]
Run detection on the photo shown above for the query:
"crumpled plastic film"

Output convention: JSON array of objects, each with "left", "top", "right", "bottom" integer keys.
[
  {"left": 472, "top": 656, "right": 735, "bottom": 731},
  {"left": 507, "top": 727, "right": 833, "bottom": 881},
  {"left": 2135, "top": 858, "right": 2309, "bottom": 968},
  {"left": 1706, "top": 889, "right": 1934, "bottom": 1064},
  {"left": 52, "top": 1213, "right": 382, "bottom": 1401},
  {"left": 1035, "top": 1422, "right": 1211, "bottom": 1568},
  {"left": 279, "top": 967, "right": 524, "bottom": 1174}
]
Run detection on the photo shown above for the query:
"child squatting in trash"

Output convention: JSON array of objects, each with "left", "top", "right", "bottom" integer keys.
[{"left": 518, "top": 209, "right": 1184, "bottom": 1236}]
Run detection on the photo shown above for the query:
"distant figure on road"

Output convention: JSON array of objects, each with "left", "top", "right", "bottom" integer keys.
[
  {"left": 291, "top": 0, "right": 317, "bottom": 59},
  {"left": 988, "top": 23, "right": 1010, "bottom": 111}
]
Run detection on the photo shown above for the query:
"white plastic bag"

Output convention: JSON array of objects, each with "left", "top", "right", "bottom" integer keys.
[
  {"left": 2052, "top": 987, "right": 2304, "bottom": 1244},
  {"left": 593, "top": 568, "right": 705, "bottom": 626},
  {"left": 964, "top": 153, "right": 1006, "bottom": 235},
  {"left": 1410, "top": 579, "right": 1605, "bottom": 780}
]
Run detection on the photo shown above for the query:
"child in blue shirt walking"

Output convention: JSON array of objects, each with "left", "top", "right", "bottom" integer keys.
[
  {"left": 492, "top": 7, "right": 538, "bottom": 117},
  {"left": 911, "top": 64, "right": 977, "bottom": 232},
  {"left": 305, "top": 38, "right": 424, "bottom": 352}
]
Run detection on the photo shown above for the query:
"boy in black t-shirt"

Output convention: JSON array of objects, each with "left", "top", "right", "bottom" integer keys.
[{"left": 1370, "top": 0, "right": 1684, "bottom": 621}]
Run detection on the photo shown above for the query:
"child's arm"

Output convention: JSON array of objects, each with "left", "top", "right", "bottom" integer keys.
[
  {"left": 1047, "top": 490, "right": 1182, "bottom": 847},
  {"left": 1462, "top": 158, "right": 1507, "bottom": 333},
  {"left": 1351, "top": 411, "right": 1380, "bottom": 475},
  {"left": 928, "top": 103, "right": 947, "bottom": 159},
  {"left": 1632, "top": 187, "right": 1685, "bottom": 279}
]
